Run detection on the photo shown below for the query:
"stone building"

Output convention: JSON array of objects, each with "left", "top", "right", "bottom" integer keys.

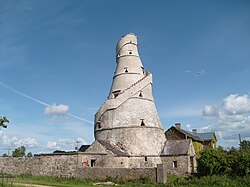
[
  {"left": 191, "top": 130, "right": 217, "bottom": 149},
  {"left": 161, "top": 139, "right": 197, "bottom": 175},
  {"left": 79, "top": 34, "right": 198, "bottom": 174},
  {"left": 165, "top": 123, "right": 217, "bottom": 155},
  {"left": 84, "top": 33, "right": 166, "bottom": 168}
]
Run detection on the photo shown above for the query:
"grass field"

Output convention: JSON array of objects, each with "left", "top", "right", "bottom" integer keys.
[{"left": 1, "top": 175, "right": 249, "bottom": 187}]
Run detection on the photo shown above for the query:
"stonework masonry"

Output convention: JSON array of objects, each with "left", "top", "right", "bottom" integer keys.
[
  {"left": 161, "top": 156, "right": 194, "bottom": 176},
  {"left": 0, "top": 154, "right": 164, "bottom": 183},
  {"left": 94, "top": 33, "right": 165, "bottom": 159}
]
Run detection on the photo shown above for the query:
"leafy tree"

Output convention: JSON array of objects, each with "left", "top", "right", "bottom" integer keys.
[
  {"left": 27, "top": 152, "right": 33, "bottom": 158},
  {"left": 53, "top": 150, "right": 66, "bottom": 153},
  {"left": 198, "top": 146, "right": 250, "bottom": 177},
  {"left": 240, "top": 140, "right": 250, "bottom": 150},
  {"left": 2, "top": 153, "right": 8, "bottom": 157},
  {"left": 197, "top": 147, "right": 231, "bottom": 176},
  {"left": 0, "top": 116, "right": 9, "bottom": 128},
  {"left": 12, "top": 146, "right": 26, "bottom": 157}
]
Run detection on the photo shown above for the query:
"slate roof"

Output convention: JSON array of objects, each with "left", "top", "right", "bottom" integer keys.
[
  {"left": 191, "top": 132, "right": 216, "bottom": 141},
  {"left": 166, "top": 126, "right": 203, "bottom": 142},
  {"left": 161, "top": 139, "right": 192, "bottom": 156},
  {"left": 79, "top": 145, "right": 91, "bottom": 152},
  {"left": 97, "top": 140, "right": 129, "bottom": 157},
  {"left": 178, "top": 128, "right": 203, "bottom": 142}
]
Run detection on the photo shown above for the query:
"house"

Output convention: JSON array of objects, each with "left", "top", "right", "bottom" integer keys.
[
  {"left": 161, "top": 139, "right": 197, "bottom": 175},
  {"left": 165, "top": 123, "right": 217, "bottom": 155},
  {"left": 165, "top": 123, "right": 204, "bottom": 155},
  {"left": 191, "top": 129, "right": 217, "bottom": 149}
]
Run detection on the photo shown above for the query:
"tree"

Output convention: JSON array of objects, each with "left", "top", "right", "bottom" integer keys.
[
  {"left": 27, "top": 152, "right": 33, "bottom": 158},
  {"left": 0, "top": 116, "right": 9, "bottom": 128},
  {"left": 240, "top": 140, "right": 250, "bottom": 150},
  {"left": 197, "top": 147, "right": 231, "bottom": 176},
  {"left": 2, "top": 153, "right": 8, "bottom": 157},
  {"left": 12, "top": 146, "right": 26, "bottom": 157},
  {"left": 197, "top": 146, "right": 250, "bottom": 177}
]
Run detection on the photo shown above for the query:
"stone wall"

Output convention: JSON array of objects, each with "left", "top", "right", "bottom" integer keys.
[
  {"left": 0, "top": 154, "right": 78, "bottom": 177},
  {"left": 0, "top": 154, "right": 164, "bottom": 183},
  {"left": 77, "top": 167, "right": 157, "bottom": 182},
  {"left": 161, "top": 155, "right": 193, "bottom": 176}
]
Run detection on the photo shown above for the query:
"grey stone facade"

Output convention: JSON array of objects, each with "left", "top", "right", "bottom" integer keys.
[
  {"left": 161, "top": 140, "right": 197, "bottom": 175},
  {"left": 0, "top": 155, "right": 161, "bottom": 182},
  {"left": 94, "top": 33, "right": 165, "bottom": 159}
]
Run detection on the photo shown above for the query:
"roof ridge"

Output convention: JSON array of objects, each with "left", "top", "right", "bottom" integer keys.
[{"left": 97, "top": 140, "right": 128, "bottom": 156}]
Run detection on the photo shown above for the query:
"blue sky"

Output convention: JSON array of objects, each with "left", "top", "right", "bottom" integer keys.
[{"left": 0, "top": 0, "right": 250, "bottom": 155}]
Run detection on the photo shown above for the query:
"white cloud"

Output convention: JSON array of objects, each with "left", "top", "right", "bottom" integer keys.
[
  {"left": 186, "top": 124, "right": 192, "bottom": 131},
  {"left": 0, "top": 130, "right": 38, "bottom": 149},
  {"left": 201, "top": 94, "right": 250, "bottom": 147},
  {"left": 47, "top": 137, "right": 88, "bottom": 150},
  {"left": 223, "top": 94, "right": 250, "bottom": 114},
  {"left": 203, "top": 104, "right": 219, "bottom": 118},
  {"left": 45, "top": 104, "right": 69, "bottom": 115}
]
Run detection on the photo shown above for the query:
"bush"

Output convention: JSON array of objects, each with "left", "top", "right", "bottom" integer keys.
[{"left": 197, "top": 146, "right": 250, "bottom": 177}]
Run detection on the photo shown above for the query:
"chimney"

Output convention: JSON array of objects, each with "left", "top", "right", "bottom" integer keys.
[
  {"left": 175, "top": 123, "right": 181, "bottom": 129},
  {"left": 192, "top": 129, "right": 197, "bottom": 133}
]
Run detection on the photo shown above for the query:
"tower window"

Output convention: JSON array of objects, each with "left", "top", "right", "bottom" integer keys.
[
  {"left": 98, "top": 123, "right": 101, "bottom": 129},
  {"left": 113, "top": 90, "right": 121, "bottom": 98},
  {"left": 173, "top": 161, "right": 177, "bottom": 168},
  {"left": 145, "top": 157, "right": 147, "bottom": 162},
  {"left": 141, "top": 67, "right": 145, "bottom": 74},
  {"left": 96, "top": 121, "right": 101, "bottom": 129},
  {"left": 140, "top": 119, "right": 145, "bottom": 126},
  {"left": 139, "top": 91, "right": 143, "bottom": 97},
  {"left": 124, "top": 67, "right": 128, "bottom": 73},
  {"left": 91, "top": 159, "right": 96, "bottom": 167},
  {"left": 129, "top": 51, "right": 132, "bottom": 54}
]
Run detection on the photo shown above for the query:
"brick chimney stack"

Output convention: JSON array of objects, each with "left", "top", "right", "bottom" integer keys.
[
  {"left": 175, "top": 123, "right": 181, "bottom": 129},
  {"left": 192, "top": 129, "right": 197, "bottom": 133}
]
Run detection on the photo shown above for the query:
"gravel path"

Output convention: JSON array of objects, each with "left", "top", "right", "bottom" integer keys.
[{"left": 14, "top": 183, "right": 57, "bottom": 187}]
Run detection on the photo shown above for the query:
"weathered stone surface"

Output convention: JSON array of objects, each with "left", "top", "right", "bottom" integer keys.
[
  {"left": 94, "top": 33, "right": 165, "bottom": 158},
  {"left": 156, "top": 164, "right": 166, "bottom": 184},
  {"left": 161, "top": 155, "right": 197, "bottom": 176},
  {"left": 0, "top": 155, "right": 158, "bottom": 182}
]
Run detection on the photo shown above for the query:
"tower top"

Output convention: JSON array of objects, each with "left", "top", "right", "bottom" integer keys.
[{"left": 116, "top": 33, "right": 138, "bottom": 58}]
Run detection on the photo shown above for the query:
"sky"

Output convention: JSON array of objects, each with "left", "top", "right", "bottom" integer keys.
[{"left": 0, "top": 0, "right": 250, "bottom": 155}]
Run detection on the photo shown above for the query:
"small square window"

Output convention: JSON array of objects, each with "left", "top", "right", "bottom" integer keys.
[
  {"left": 173, "top": 161, "right": 177, "bottom": 168},
  {"left": 113, "top": 90, "right": 121, "bottom": 98},
  {"left": 140, "top": 119, "right": 145, "bottom": 126},
  {"left": 96, "top": 121, "right": 101, "bottom": 129},
  {"left": 91, "top": 159, "right": 96, "bottom": 167}
]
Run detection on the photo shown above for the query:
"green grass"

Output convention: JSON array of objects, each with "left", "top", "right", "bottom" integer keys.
[
  {"left": 167, "top": 175, "right": 250, "bottom": 187},
  {"left": 14, "top": 174, "right": 96, "bottom": 187},
  {"left": 13, "top": 174, "right": 165, "bottom": 187},
  {"left": 6, "top": 174, "right": 250, "bottom": 187}
]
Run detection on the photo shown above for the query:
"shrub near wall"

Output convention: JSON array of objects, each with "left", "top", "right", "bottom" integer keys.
[{"left": 197, "top": 147, "right": 250, "bottom": 176}]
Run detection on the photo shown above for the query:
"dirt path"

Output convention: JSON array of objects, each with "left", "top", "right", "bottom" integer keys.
[{"left": 14, "top": 183, "right": 57, "bottom": 187}]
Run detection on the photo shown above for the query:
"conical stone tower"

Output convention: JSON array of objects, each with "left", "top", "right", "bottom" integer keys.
[{"left": 94, "top": 33, "right": 165, "bottom": 157}]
